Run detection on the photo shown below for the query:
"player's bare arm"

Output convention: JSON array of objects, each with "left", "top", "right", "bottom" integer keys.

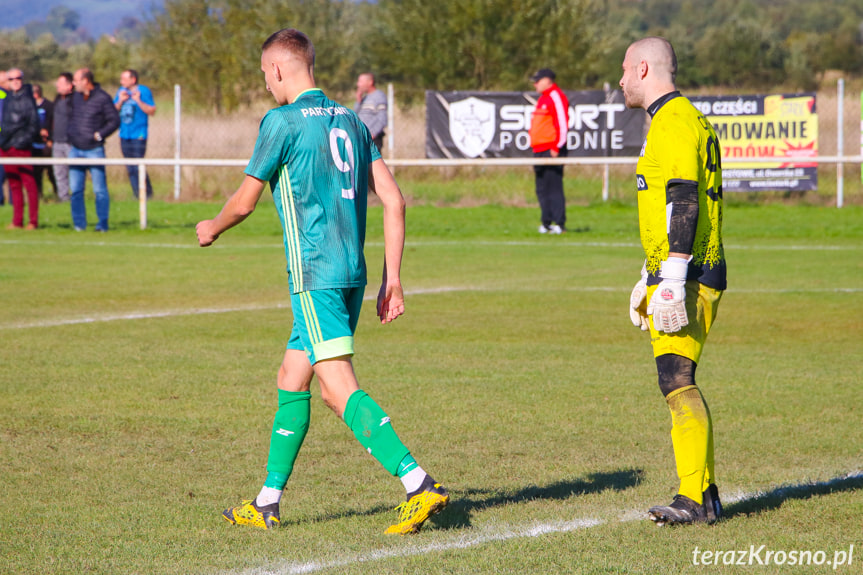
[
  {"left": 369, "top": 158, "right": 406, "bottom": 324},
  {"left": 196, "top": 175, "right": 266, "bottom": 247},
  {"left": 133, "top": 92, "right": 157, "bottom": 116}
]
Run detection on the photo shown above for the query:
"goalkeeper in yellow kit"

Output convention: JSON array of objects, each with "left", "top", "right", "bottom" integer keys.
[{"left": 619, "top": 37, "right": 726, "bottom": 526}]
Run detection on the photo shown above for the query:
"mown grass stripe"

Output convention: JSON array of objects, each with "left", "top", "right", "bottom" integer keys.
[
  {"left": 2, "top": 239, "right": 862, "bottom": 251},
  {"left": 3, "top": 285, "right": 862, "bottom": 331}
]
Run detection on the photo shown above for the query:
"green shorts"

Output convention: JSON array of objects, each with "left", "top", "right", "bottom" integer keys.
[{"left": 287, "top": 287, "right": 365, "bottom": 365}]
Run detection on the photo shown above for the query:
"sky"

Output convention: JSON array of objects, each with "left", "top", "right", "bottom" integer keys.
[{"left": 0, "top": 0, "right": 164, "bottom": 37}]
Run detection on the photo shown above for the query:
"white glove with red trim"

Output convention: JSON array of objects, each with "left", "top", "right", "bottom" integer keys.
[
  {"left": 629, "top": 261, "right": 649, "bottom": 331},
  {"left": 647, "top": 257, "right": 690, "bottom": 333}
]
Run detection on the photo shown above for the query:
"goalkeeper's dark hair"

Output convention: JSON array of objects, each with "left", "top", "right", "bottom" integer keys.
[
  {"left": 664, "top": 38, "right": 678, "bottom": 83},
  {"left": 631, "top": 36, "right": 678, "bottom": 83},
  {"left": 262, "top": 28, "right": 315, "bottom": 69}
]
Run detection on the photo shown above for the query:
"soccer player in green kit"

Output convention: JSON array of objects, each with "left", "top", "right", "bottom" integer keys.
[{"left": 196, "top": 28, "right": 448, "bottom": 535}]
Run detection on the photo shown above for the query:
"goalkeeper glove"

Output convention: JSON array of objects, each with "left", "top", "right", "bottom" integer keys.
[
  {"left": 647, "top": 256, "right": 690, "bottom": 333},
  {"left": 629, "top": 261, "right": 649, "bottom": 331}
]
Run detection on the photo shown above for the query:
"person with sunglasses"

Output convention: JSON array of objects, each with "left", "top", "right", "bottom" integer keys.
[{"left": 0, "top": 68, "right": 40, "bottom": 229}]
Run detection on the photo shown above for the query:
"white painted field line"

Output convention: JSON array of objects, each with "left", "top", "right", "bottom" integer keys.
[
  {"left": 2, "top": 238, "right": 861, "bottom": 251},
  {"left": 1, "top": 302, "right": 290, "bottom": 330},
  {"left": 2, "top": 238, "right": 643, "bottom": 249},
  {"left": 0, "top": 287, "right": 476, "bottom": 330},
  {"left": 721, "top": 469, "right": 863, "bottom": 505},
  {"left": 230, "top": 470, "right": 863, "bottom": 575},
  {"left": 4, "top": 284, "right": 862, "bottom": 331},
  {"left": 0, "top": 238, "right": 206, "bottom": 249},
  {"left": 235, "top": 518, "right": 604, "bottom": 575}
]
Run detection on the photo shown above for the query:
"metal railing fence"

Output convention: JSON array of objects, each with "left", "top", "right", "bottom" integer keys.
[{"left": 0, "top": 154, "right": 856, "bottom": 229}]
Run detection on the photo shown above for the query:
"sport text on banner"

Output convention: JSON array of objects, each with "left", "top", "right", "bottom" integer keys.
[{"left": 426, "top": 90, "right": 646, "bottom": 159}]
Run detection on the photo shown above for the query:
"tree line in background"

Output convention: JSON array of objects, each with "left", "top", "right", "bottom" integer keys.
[{"left": 2, "top": 0, "right": 862, "bottom": 112}]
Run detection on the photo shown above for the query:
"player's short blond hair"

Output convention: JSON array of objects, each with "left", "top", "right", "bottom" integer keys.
[{"left": 262, "top": 28, "right": 315, "bottom": 69}]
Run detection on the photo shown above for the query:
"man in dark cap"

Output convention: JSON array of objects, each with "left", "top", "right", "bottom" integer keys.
[{"left": 529, "top": 68, "right": 569, "bottom": 234}]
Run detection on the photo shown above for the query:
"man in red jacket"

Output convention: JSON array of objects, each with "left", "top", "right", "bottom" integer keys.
[{"left": 529, "top": 68, "right": 569, "bottom": 234}]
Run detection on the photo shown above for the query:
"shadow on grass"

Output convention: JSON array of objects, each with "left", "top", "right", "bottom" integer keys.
[
  {"left": 724, "top": 471, "right": 863, "bottom": 519},
  {"left": 34, "top": 217, "right": 191, "bottom": 232},
  {"left": 565, "top": 225, "right": 592, "bottom": 234},
  {"left": 432, "top": 468, "right": 643, "bottom": 530},
  {"left": 277, "top": 468, "right": 643, "bottom": 530},
  {"left": 278, "top": 504, "right": 395, "bottom": 528}
]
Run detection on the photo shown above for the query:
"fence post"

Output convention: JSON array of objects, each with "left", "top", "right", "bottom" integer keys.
[
  {"left": 837, "top": 79, "right": 844, "bottom": 208},
  {"left": 387, "top": 82, "right": 394, "bottom": 160},
  {"left": 602, "top": 164, "right": 609, "bottom": 202},
  {"left": 139, "top": 163, "right": 148, "bottom": 230},
  {"left": 174, "top": 84, "right": 182, "bottom": 200}
]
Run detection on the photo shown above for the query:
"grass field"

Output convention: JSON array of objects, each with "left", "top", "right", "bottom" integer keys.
[{"left": 1, "top": 199, "right": 862, "bottom": 574}]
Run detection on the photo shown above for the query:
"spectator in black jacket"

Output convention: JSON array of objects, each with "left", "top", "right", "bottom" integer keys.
[
  {"left": 0, "top": 68, "right": 41, "bottom": 229},
  {"left": 32, "top": 83, "right": 57, "bottom": 200},
  {"left": 0, "top": 70, "right": 8, "bottom": 206},
  {"left": 51, "top": 72, "right": 74, "bottom": 202},
  {"left": 68, "top": 68, "right": 119, "bottom": 232}
]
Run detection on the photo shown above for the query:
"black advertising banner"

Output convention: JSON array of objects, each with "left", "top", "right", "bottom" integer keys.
[
  {"left": 425, "top": 90, "right": 647, "bottom": 159},
  {"left": 426, "top": 90, "right": 818, "bottom": 192},
  {"left": 690, "top": 93, "right": 818, "bottom": 192}
]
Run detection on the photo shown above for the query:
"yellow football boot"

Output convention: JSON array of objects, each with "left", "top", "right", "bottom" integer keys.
[
  {"left": 222, "top": 499, "right": 280, "bottom": 530},
  {"left": 385, "top": 482, "right": 449, "bottom": 535}
]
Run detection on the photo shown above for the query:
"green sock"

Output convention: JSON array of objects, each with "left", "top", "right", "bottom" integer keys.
[
  {"left": 263, "top": 390, "right": 311, "bottom": 490},
  {"left": 343, "top": 390, "right": 410, "bottom": 476},
  {"left": 396, "top": 453, "right": 419, "bottom": 478}
]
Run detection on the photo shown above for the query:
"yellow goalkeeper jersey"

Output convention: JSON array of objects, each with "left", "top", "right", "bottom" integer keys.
[{"left": 636, "top": 91, "right": 726, "bottom": 291}]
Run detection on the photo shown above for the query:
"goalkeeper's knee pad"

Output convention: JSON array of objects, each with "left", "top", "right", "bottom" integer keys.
[{"left": 656, "top": 354, "right": 696, "bottom": 397}]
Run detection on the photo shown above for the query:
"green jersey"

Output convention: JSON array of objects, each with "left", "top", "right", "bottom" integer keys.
[{"left": 246, "top": 89, "right": 382, "bottom": 293}]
